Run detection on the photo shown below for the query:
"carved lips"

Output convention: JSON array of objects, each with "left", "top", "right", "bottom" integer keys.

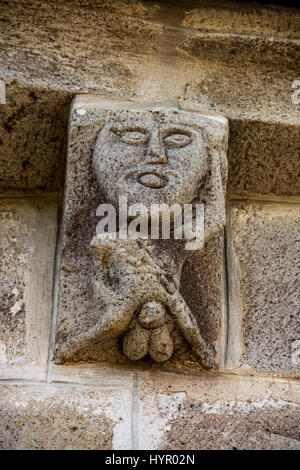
[{"left": 138, "top": 172, "right": 167, "bottom": 189}]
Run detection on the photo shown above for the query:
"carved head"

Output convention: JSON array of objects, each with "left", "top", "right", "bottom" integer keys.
[
  {"left": 92, "top": 105, "right": 228, "bottom": 241},
  {"left": 93, "top": 108, "right": 208, "bottom": 208}
]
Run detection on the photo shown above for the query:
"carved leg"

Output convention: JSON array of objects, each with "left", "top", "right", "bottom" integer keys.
[
  {"left": 54, "top": 302, "right": 133, "bottom": 364},
  {"left": 167, "top": 295, "right": 216, "bottom": 369}
]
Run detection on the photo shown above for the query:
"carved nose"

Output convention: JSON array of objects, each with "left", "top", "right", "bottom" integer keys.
[{"left": 145, "top": 132, "right": 167, "bottom": 164}]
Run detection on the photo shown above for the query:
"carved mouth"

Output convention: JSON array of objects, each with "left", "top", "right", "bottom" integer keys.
[{"left": 137, "top": 172, "right": 167, "bottom": 189}]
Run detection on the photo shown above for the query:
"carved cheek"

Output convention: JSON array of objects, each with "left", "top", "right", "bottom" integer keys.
[{"left": 110, "top": 141, "right": 146, "bottom": 165}]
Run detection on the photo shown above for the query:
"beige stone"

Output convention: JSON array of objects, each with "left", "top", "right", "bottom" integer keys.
[
  {"left": 47, "top": 0, "right": 300, "bottom": 40},
  {"left": 0, "top": 0, "right": 299, "bottom": 452},
  {"left": 1, "top": 1, "right": 299, "bottom": 104},
  {"left": 226, "top": 120, "right": 300, "bottom": 197},
  {"left": 226, "top": 202, "right": 300, "bottom": 376},
  {"left": 54, "top": 96, "right": 228, "bottom": 368},
  {"left": 0, "top": 383, "right": 132, "bottom": 449},
  {"left": 0, "top": 82, "right": 70, "bottom": 193},
  {"left": 163, "top": 399, "right": 300, "bottom": 450},
  {"left": 0, "top": 196, "right": 57, "bottom": 380},
  {"left": 0, "top": 1, "right": 299, "bottom": 198},
  {"left": 49, "top": 363, "right": 134, "bottom": 388},
  {"left": 137, "top": 370, "right": 300, "bottom": 450}
]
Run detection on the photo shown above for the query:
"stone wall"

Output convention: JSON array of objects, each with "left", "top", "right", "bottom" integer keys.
[{"left": 0, "top": 0, "right": 299, "bottom": 449}]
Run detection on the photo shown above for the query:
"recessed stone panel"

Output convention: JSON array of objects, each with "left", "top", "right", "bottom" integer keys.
[
  {"left": 0, "top": 197, "right": 57, "bottom": 380},
  {"left": 0, "top": 82, "right": 70, "bottom": 193}
]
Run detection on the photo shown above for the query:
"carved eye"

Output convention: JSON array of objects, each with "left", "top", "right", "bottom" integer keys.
[
  {"left": 120, "top": 131, "right": 148, "bottom": 146},
  {"left": 164, "top": 133, "right": 191, "bottom": 148}
]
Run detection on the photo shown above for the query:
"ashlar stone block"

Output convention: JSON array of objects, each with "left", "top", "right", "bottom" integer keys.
[
  {"left": 137, "top": 371, "right": 300, "bottom": 450},
  {"left": 0, "top": 383, "right": 132, "bottom": 449},
  {"left": 226, "top": 202, "right": 300, "bottom": 376}
]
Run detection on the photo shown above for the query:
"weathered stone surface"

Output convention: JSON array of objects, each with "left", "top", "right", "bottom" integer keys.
[
  {"left": 180, "top": 230, "right": 225, "bottom": 364},
  {"left": 0, "top": 0, "right": 161, "bottom": 97},
  {"left": 0, "top": 1, "right": 299, "bottom": 197},
  {"left": 181, "top": 1, "right": 300, "bottom": 39},
  {"left": 1, "top": 0, "right": 298, "bottom": 120},
  {"left": 54, "top": 96, "right": 227, "bottom": 368},
  {"left": 163, "top": 399, "right": 300, "bottom": 450},
  {"left": 226, "top": 121, "right": 300, "bottom": 197},
  {"left": 0, "top": 80, "right": 5, "bottom": 104},
  {"left": 0, "top": 82, "right": 70, "bottom": 193},
  {"left": 0, "top": 383, "right": 132, "bottom": 449},
  {"left": 181, "top": 73, "right": 300, "bottom": 198},
  {"left": 51, "top": 0, "right": 300, "bottom": 40},
  {"left": 226, "top": 202, "right": 300, "bottom": 376},
  {"left": 137, "top": 371, "right": 300, "bottom": 450},
  {"left": 0, "top": 197, "right": 57, "bottom": 380},
  {"left": 49, "top": 362, "right": 135, "bottom": 388}
]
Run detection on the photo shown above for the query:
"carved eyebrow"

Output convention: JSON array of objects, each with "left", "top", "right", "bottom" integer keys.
[
  {"left": 110, "top": 125, "right": 149, "bottom": 135},
  {"left": 161, "top": 127, "right": 193, "bottom": 137}
]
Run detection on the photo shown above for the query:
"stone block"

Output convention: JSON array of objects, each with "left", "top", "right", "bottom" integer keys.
[
  {"left": 0, "top": 383, "right": 132, "bottom": 449},
  {"left": 1, "top": 2, "right": 299, "bottom": 199},
  {"left": 54, "top": 96, "right": 227, "bottom": 369},
  {"left": 0, "top": 196, "right": 57, "bottom": 380},
  {"left": 49, "top": 362, "right": 135, "bottom": 388},
  {"left": 137, "top": 371, "right": 300, "bottom": 450},
  {"left": 0, "top": 82, "right": 70, "bottom": 193},
  {"left": 226, "top": 202, "right": 300, "bottom": 376},
  {"left": 226, "top": 120, "right": 300, "bottom": 197}
]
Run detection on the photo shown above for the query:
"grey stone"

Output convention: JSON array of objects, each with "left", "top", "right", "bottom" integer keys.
[
  {"left": 226, "top": 202, "right": 300, "bottom": 376},
  {"left": 54, "top": 96, "right": 228, "bottom": 368},
  {"left": 138, "top": 301, "right": 166, "bottom": 329}
]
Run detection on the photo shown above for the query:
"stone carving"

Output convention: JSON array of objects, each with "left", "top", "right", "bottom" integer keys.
[{"left": 54, "top": 100, "right": 228, "bottom": 368}]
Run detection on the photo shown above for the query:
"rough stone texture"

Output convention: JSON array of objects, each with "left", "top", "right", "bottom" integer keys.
[
  {"left": 49, "top": 0, "right": 300, "bottom": 40},
  {"left": 0, "top": 197, "right": 57, "bottom": 380},
  {"left": 0, "top": 384, "right": 133, "bottom": 449},
  {"left": 54, "top": 96, "right": 227, "bottom": 368},
  {"left": 1, "top": 0, "right": 298, "bottom": 125},
  {"left": 226, "top": 202, "right": 300, "bottom": 376},
  {"left": 0, "top": 80, "right": 5, "bottom": 104},
  {"left": 0, "top": 0, "right": 299, "bottom": 452},
  {"left": 227, "top": 120, "right": 300, "bottom": 198},
  {"left": 0, "top": 1, "right": 299, "bottom": 196},
  {"left": 164, "top": 399, "right": 300, "bottom": 450},
  {"left": 137, "top": 371, "right": 300, "bottom": 450},
  {"left": 0, "top": 82, "right": 71, "bottom": 193},
  {"left": 180, "top": 230, "right": 224, "bottom": 363}
]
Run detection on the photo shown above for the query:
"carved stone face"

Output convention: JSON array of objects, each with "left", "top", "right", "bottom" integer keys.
[{"left": 93, "top": 110, "right": 208, "bottom": 209}]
